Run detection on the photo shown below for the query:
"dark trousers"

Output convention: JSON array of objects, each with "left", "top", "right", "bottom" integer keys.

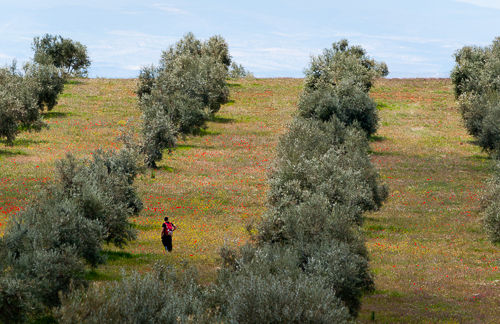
[{"left": 162, "top": 235, "right": 172, "bottom": 252}]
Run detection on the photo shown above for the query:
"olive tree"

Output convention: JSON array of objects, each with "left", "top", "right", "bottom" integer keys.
[
  {"left": 304, "top": 39, "right": 388, "bottom": 93},
  {"left": 482, "top": 163, "right": 500, "bottom": 243},
  {"left": 33, "top": 34, "right": 91, "bottom": 77},
  {"left": 0, "top": 66, "right": 44, "bottom": 145},
  {"left": 0, "top": 145, "right": 143, "bottom": 321},
  {"left": 298, "top": 80, "right": 379, "bottom": 136},
  {"left": 138, "top": 33, "right": 231, "bottom": 167},
  {"left": 24, "top": 62, "right": 65, "bottom": 111},
  {"left": 451, "top": 37, "right": 500, "bottom": 144},
  {"left": 229, "top": 62, "right": 253, "bottom": 79}
]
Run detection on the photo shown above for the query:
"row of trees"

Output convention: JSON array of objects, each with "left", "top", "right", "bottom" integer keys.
[
  {"left": 137, "top": 33, "right": 231, "bottom": 167},
  {"left": 451, "top": 38, "right": 500, "bottom": 243},
  {"left": 0, "top": 143, "right": 143, "bottom": 323},
  {"left": 56, "top": 40, "right": 388, "bottom": 323},
  {"left": 0, "top": 34, "right": 90, "bottom": 145},
  {"left": 1, "top": 32, "right": 254, "bottom": 322}
]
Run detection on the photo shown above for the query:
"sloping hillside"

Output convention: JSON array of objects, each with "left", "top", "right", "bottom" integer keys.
[{"left": 0, "top": 78, "right": 498, "bottom": 322}]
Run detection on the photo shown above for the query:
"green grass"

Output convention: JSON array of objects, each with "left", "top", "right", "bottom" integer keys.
[{"left": 0, "top": 77, "right": 499, "bottom": 322}]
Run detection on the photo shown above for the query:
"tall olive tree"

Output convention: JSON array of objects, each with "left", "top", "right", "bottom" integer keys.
[
  {"left": 138, "top": 33, "right": 231, "bottom": 167},
  {"left": 33, "top": 34, "right": 91, "bottom": 77},
  {"left": 0, "top": 66, "right": 44, "bottom": 145}
]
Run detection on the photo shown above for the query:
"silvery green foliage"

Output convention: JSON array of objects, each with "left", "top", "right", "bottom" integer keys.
[
  {"left": 451, "top": 44, "right": 490, "bottom": 100},
  {"left": 142, "top": 32, "right": 230, "bottom": 114},
  {"left": 221, "top": 271, "right": 352, "bottom": 323},
  {"left": 304, "top": 39, "right": 388, "bottom": 93},
  {"left": 477, "top": 100, "right": 500, "bottom": 153},
  {"left": 482, "top": 163, "right": 500, "bottom": 243},
  {"left": 142, "top": 88, "right": 209, "bottom": 135},
  {"left": 267, "top": 117, "right": 387, "bottom": 224},
  {"left": 216, "top": 244, "right": 354, "bottom": 322},
  {"left": 229, "top": 62, "right": 253, "bottom": 79},
  {"left": 303, "top": 240, "right": 373, "bottom": 316},
  {"left": 156, "top": 47, "right": 229, "bottom": 114},
  {"left": 136, "top": 65, "right": 158, "bottom": 99},
  {"left": 298, "top": 80, "right": 379, "bottom": 136},
  {"left": 33, "top": 34, "right": 91, "bottom": 77},
  {"left": 58, "top": 265, "right": 208, "bottom": 324},
  {"left": 0, "top": 146, "right": 143, "bottom": 320},
  {"left": 54, "top": 148, "right": 143, "bottom": 247},
  {"left": 0, "top": 268, "right": 30, "bottom": 323},
  {"left": 259, "top": 193, "right": 368, "bottom": 257},
  {"left": 451, "top": 37, "right": 500, "bottom": 141},
  {"left": 0, "top": 66, "right": 44, "bottom": 144},
  {"left": 202, "top": 34, "right": 232, "bottom": 69},
  {"left": 138, "top": 33, "right": 231, "bottom": 167},
  {"left": 5, "top": 196, "right": 105, "bottom": 267},
  {"left": 452, "top": 38, "right": 500, "bottom": 242},
  {"left": 140, "top": 100, "right": 178, "bottom": 168},
  {"left": 0, "top": 237, "right": 85, "bottom": 320},
  {"left": 236, "top": 41, "right": 387, "bottom": 319},
  {"left": 24, "top": 61, "right": 65, "bottom": 111}
]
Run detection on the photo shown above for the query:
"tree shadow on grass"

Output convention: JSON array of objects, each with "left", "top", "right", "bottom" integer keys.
[
  {"left": 193, "top": 128, "right": 221, "bottom": 137},
  {"left": 210, "top": 115, "right": 234, "bottom": 124},
  {"left": 369, "top": 150, "right": 398, "bottom": 157},
  {"left": 85, "top": 269, "right": 121, "bottom": 281},
  {"left": 228, "top": 83, "right": 242, "bottom": 88},
  {"left": 467, "top": 139, "right": 481, "bottom": 147},
  {"left": 370, "top": 135, "right": 387, "bottom": 142},
  {"left": 101, "top": 250, "right": 157, "bottom": 266},
  {"left": 0, "top": 138, "right": 48, "bottom": 147},
  {"left": 161, "top": 165, "right": 174, "bottom": 173},
  {"left": 65, "top": 79, "right": 85, "bottom": 85},
  {"left": 0, "top": 148, "right": 27, "bottom": 158},
  {"left": 175, "top": 144, "right": 198, "bottom": 150},
  {"left": 102, "top": 250, "right": 136, "bottom": 262},
  {"left": 42, "top": 111, "right": 71, "bottom": 119},
  {"left": 467, "top": 154, "right": 491, "bottom": 161}
]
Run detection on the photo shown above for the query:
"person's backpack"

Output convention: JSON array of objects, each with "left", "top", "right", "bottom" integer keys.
[{"left": 163, "top": 222, "right": 174, "bottom": 236}]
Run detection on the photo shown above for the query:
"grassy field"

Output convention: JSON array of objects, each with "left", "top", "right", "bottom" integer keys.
[{"left": 0, "top": 78, "right": 498, "bottom": 322}]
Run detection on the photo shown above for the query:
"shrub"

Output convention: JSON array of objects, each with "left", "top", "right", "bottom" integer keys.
[
  {"left": 267, "top": 117, "right": 387, "bottom": 224},
  {"left": 0, "top": 145, "right": 143, "bottom": 320},
  {"left": 142, "top": 85, "right": 210, "bottom": 136},
  {"left": 143, "top": 32, "right": 230, "bottom": 114},
  {"left": 203, "top": 34, "right": 232, "bottom": 69},
  {"left": 304, "top": 39, "right": 388, "bottom": 93},
  {"left": 24, "top": 62, "right": 65, "bottom": 111},
  {"left": 258, "top": 193, "right": 369, "bottom": 258},
  {"left": 138, "top": 33, "right": 231, "bottom": 167},
  {"left": 477, "top": 99, "right": 500, "bottom": 154},
  {"left": 482, "top": 164, "right": 500, "bottom": 243},
  {"left": 140, "top": 100, "right": 178, "bottom": 168},
  {"left": 156, "top": 49, "right": 229, "bottom": 114},
  {"left": 53, "top": 147, "right": 143, "bottom": 247},
  {"left": 450, "top": 44, "right": 490, "bottom": 99},
  {"left": 0, "top": 66, "right": 44, "bottom": 145},
  {"left": 220, "top": 271, "right": 352, "bottom": 323},
  {"left": 58, "top": 265, "right": 207, "bottom": 323},
  {"left": 0, "top": 237, "right": 86, "bottom": 321},
  {"left": 303, "top": 240, "right": 373, "bottom": 316},
  {"left": 5, "top": 194, "right": 105, "bottom": 267},
  {"left": 298, "top": 80, "right": 379, "bottom": 136},
  {"left": 229, "top": 62, "right": 253, "bottom": 79},
  {"left": 451, "top": 37, "right": 500, "bottom": 141},
  {"left": 33, "top": 34, "right": 91, "bottom": 77},
  {"left": 217, "top": 243, "right": 360, "bottom": 320},
  {"left": 0, "top": 275, "right": 30, "bottom": 324},
  {"left": 136, "top": 65, "right": 158, "bottom": 99}
]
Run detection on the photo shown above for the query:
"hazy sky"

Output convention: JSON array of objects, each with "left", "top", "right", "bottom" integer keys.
[{"left": 1, "top": 0, "right": 499, "bottom": 78}]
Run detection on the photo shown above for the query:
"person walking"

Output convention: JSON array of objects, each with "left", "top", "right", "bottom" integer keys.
[{"left": 161, "top": 216, "right": 177, "bottom": 253}]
